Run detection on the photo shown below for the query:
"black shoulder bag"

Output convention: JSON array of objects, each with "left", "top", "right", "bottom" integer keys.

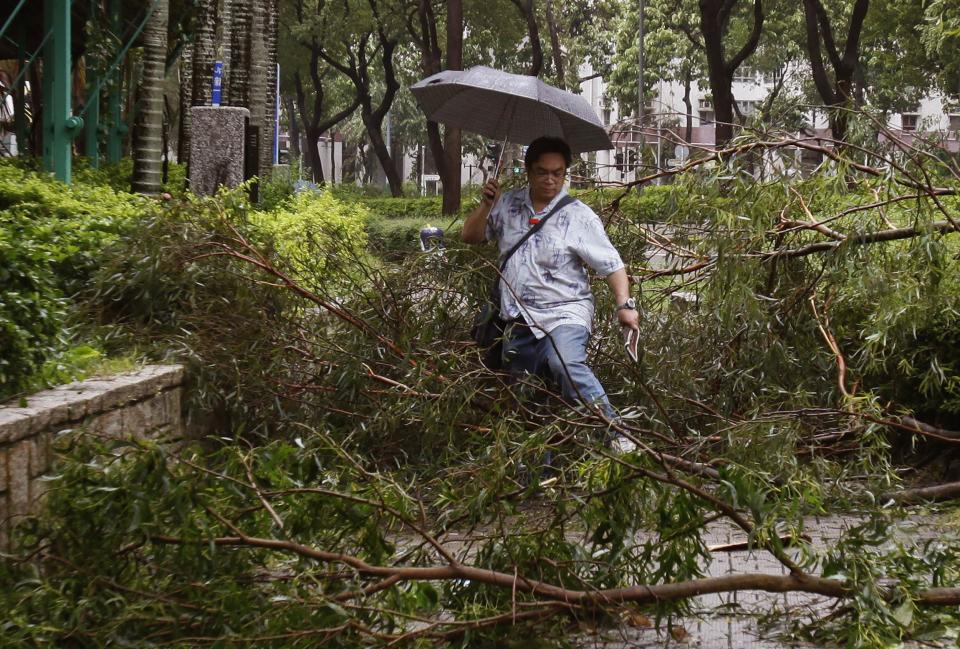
[{"left": 471, "top": 195, "right": 576, "bottom": 369}]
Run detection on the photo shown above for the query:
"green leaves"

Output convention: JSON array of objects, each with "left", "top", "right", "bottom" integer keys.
[{"left": 0, "top": 161, "right": 140, "bottom": 398}]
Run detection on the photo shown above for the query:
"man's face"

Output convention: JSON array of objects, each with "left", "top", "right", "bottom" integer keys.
[{"left": 528, "top": 152, "right": 567, "bottom": 204}]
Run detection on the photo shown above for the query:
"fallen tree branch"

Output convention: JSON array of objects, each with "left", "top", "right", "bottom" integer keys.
[
  {"left": 148, "top": 532, "right": 960, "bottom": 607},
  {"left": 882, "top": 481, "right": 960, "bottom": 505}
]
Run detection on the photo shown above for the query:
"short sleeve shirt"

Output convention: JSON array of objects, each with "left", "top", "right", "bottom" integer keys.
[{"left": 485, "top": 186, "right": 624, "bottom": 339}]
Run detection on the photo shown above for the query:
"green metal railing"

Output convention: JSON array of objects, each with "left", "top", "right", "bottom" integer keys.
[{"left": 0, "top": 0, "right": 29, "bottom": 44}]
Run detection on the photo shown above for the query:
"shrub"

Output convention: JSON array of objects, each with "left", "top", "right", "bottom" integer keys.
[
  {"left": 0, "top": 163, "right": 139, "bottom": 398},
  {"left": 251, "top": 190, "right": 370, "bottom": 281},
  {"left": 358, "top": 196, "right": 444, "bottom": 220}
]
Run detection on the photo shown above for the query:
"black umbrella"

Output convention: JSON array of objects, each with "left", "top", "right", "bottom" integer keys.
[{"left": 411, "top": 66, "right": 612, "bottom": 172}]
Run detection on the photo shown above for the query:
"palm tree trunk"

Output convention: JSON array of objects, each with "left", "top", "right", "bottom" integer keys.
[
  {"left": 191, "top": 0, "right": 218, "bottom": 106},
  {"left": 228, "top": 0, "right": 251, "bottom": 108},
  {"left": 132, "top": 0, "right": 170, "bottom": 195},
  {"left": 260, "top": 0, "right": 279, "bottom": 177},
  {"left": 178, "top": 43, "right": 193, "bottom": 164}
]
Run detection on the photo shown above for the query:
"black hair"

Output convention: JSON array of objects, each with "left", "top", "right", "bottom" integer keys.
[{"left": 524, "top": 136, "right": 572, "bottom": 170}]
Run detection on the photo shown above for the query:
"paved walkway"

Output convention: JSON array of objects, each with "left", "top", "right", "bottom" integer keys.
[{"left": 575, "top": 514, "right": 947, "bottom": 648}]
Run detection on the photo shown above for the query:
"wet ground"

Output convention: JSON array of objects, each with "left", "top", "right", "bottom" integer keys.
[{"left": 573, "top": 515, "right": 950, "bottom": 648}]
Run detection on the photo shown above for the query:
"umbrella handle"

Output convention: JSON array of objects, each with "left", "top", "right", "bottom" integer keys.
[{"left": 492, "top": 132, "right": 510, "bottom": 179}]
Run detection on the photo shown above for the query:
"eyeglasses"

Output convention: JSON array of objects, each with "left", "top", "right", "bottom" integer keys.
[{"left": 531, "top": 169, "right": 567, "bottom": 180}]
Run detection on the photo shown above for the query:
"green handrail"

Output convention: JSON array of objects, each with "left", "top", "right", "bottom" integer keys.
[
  {"left": 78, "top": 0, "right": 160, "bottom": 118},
  {"left": 0, "top": 28, "right": 54, "bottom": 105},
  {"left": 0, "top": 0, "right": 29, "bottom": 44}
]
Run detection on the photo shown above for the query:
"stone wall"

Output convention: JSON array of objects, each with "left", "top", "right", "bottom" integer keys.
[{"left": 0, "top": 365, "right": 184, "bottom": 547}]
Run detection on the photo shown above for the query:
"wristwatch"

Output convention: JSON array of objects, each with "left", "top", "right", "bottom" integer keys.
[{"left": 616, "top": 297, "right": 637, "bottom": 311}]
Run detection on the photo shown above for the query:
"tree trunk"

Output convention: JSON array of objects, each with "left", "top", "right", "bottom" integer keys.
[
  {"left": 698, "top": 0, "right": 763, "bottom": 147},
  {"left": 511, "top": 0, "right": 544, "bottom": 76},
  {"left": 246, "top": 0, "right": 270, "bottom": 179},
  {"left": 285, "top": 95, "right": 301, "bottom": 160},
  {"left": 304, "top": 127, "right": 325, "bottom": 184},
  {"left": 131, "top": 0, "right": 169, "bottom": 195},
  {"left": 364, "top": 114, "right": 403, "bottom": 196},
  {"left": 294, "top": 65, "right": 358, "bottom": 184},
  {"left": 191, "top": 0, "right": 219, "bottom": 107},
  {"left": 260, "top": 0, "right": 279, "bottom": 175},
  {"left": 545, "top": 0, "right": 565, "bottom": 89},
  {"left": 227, "top": 0, "right": 251, "bottom": 108},
  {"left": 801, "top": 0, "right": 870, "bottom": 143},
  {"left": 683, "top": 69, "right": 693, "bottom": 143},
  {"left": 413, "top": 0, "right": 450, "bottom": 193},
  {"left": 442, "top": 0, "right": 463, "bottom": 215},
  {"left": 178, "top": 43, "right": 193, "bottom": 165}
]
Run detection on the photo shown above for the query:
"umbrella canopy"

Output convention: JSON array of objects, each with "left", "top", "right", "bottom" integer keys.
[{"left": 410, "top": 66, "right": 613, "bottom": 154}]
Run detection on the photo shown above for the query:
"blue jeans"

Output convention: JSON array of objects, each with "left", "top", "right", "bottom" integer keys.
[{"left": 502, "top": 322, "right": 616, "bottom": 419}]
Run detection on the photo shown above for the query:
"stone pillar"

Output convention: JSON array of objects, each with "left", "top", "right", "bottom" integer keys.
[{"left": 188, "top": 106, "right": 249, "bottom": 196}]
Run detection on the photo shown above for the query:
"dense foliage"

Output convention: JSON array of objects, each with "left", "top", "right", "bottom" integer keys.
[
  {"left": 5, "top": 122, "right": 960, "bottom": 646},
  {"left": 0, "top": 163, "right": 140, "bottom": 398}
]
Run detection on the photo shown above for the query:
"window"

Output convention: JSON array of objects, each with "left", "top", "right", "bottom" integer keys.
[
  {"left": 949, "top": 114, "right": 960, "bottom": 132},
  {"left": 733, "top": 67, "right": 756, "bottom": 83},
  {"left": 762, "top": 67, "right": 784, "bottom": 84},
  {"left": 901, "top": 113, "right": 919, "bottom": 131},
  {"left": 600, "top": 96, "right": 612, "bottom": 125},
  {"left": 698, "top": 99, "right": 714, "bottom": 124},
  {"left": 736, "top": 100, "right": 759, "bottom": 115}
]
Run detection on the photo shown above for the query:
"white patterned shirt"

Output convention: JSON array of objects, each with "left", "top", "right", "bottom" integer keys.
[{"left": 485, "top": 186, "right": 624, "bottom": 339}]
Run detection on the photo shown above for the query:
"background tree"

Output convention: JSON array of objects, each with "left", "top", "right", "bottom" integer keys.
[
  {"left": 698, "top": 0, "right": 764, "bottom": 146},
  {"left": 295, "top": 0, "right": 406, "bottom": 196},
  {"left": 281, "top": 0, "right": 354, "bottom": 183},
  {"left": 921, "top": 0, "right": 960, "bottom": 102},
  {"left": 800, "top": 0, "right": 869, "bottom": 142},
  {"left": 858, "top": 0, "right": 936, "bottom": 114},
  {"left": 131, "top": 0, "right": 170, "bottom": 195},
  {"left": 409, "top": 0, "right": 464, "bottom": 213}
]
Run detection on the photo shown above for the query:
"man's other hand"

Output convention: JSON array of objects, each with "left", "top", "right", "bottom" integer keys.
[{"left": 617, "top": 308, "right": 640, "bottom": 331}]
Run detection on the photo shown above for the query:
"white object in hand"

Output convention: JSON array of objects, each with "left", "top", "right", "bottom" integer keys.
[{"left": 623, "top": 327, "right": 639, "bottom": 363}]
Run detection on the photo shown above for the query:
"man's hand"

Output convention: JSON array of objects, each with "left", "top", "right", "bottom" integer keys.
[
  {"left": 480, "top": 178, "right": 501, "bottom": 207},
  {"left": 462, "top": 178, "right": 502, "bottom": 244},
  {"left": 617, "top": 307, "right": 640, "bottom": 331}
]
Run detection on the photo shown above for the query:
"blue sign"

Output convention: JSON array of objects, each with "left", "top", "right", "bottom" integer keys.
[{"left": 212, "top": 61, "right": 223, "bottom": 107}]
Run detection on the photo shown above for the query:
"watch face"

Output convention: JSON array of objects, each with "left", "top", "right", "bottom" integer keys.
[{"left": 625, "top": 298, "right": 636, "bottom": 309}]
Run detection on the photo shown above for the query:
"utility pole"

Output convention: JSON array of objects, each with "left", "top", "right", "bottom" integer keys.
[{"left": 636, "top": 0, "right": 645, "bottom": 186}]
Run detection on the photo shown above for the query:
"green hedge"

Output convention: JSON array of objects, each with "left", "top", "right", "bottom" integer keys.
[{"left": 0, "top": 163, "right": 140, "bottom": 398}]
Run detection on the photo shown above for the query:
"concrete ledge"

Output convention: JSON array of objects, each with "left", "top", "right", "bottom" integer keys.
[
  {"left": 0, "top": 365, "right": 184, "bottom": 445},
  {"left": 0, "top": 365, "right": 185, "bottom": 548}
]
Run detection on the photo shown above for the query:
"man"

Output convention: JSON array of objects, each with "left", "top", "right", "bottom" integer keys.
[{"left": 461, "top": 136, "right": 639, "bottom": 451}]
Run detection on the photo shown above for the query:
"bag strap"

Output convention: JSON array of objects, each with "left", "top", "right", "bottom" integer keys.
[{"left": 498, "top": 194, "right": 576, "bottom": 272}]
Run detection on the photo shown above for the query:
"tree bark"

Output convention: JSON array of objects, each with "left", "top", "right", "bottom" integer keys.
[
  {"left": 442, "top": 0, "right": 463, "bottom": 215},
  {"left": 683, "top": 69, "right": 693, "bottom": 143},
  {"left": 259, "top": 0, "right": 280, "bottom": 177},
  {"left": 132, "top": 0, "right": 170, "bottom": 195},
  {"left": 227, "top": 0, "right": 252, "bottom": 108},
  {"left": 285, "top": 95, "right": 301, "bottom": 160},
  {"left": 510, "top": 0, "right": 544, "bottom": 76},
  {"left": 698, "top": 0, "right": 764, "bottom": 147},
  {"left": 545, "top": 0, "right": 565, "bottom": 89},
  {"left": 413, "top": 0, "right": 450, "bottom": 193},
  {"left": 178, "top": 43, "right": 193, "bottom": 165},
  {"left": 191, "top": 0, "right": 223, "bottom": 108},
  {"left": 801, "top": 0, "right": 870, "bottom": 143}
]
